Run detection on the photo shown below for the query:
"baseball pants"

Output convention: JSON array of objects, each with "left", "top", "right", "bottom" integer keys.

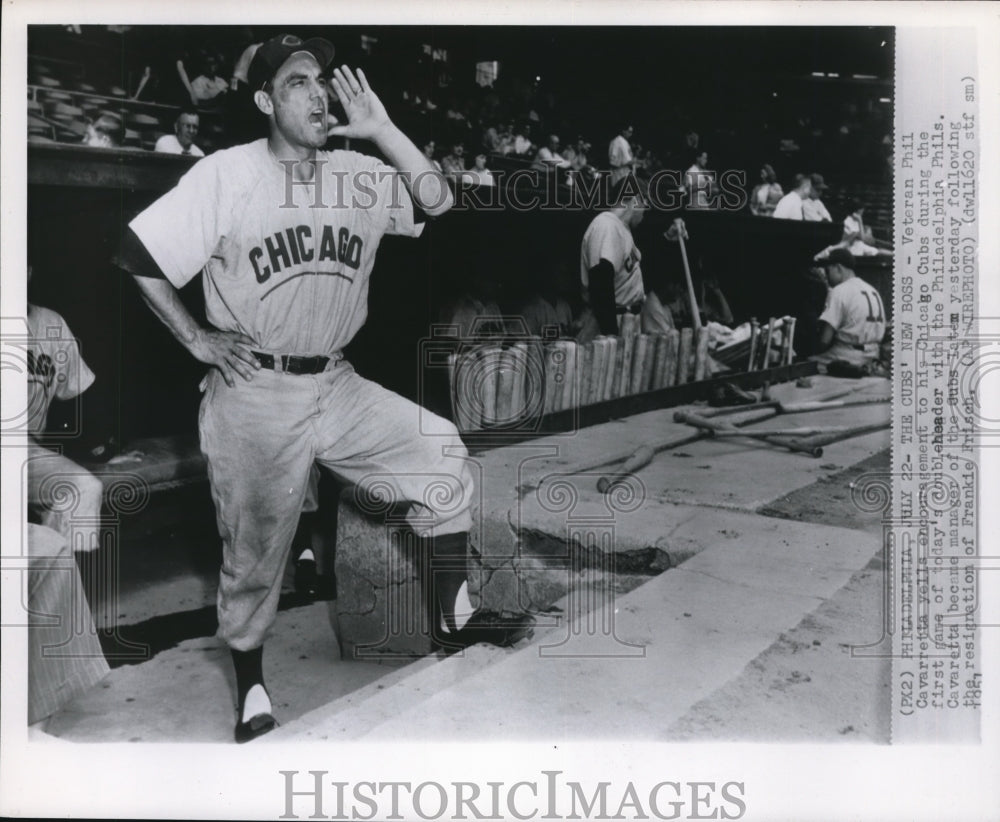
[
  {"left": 27, "top": 442, "right": 104, "bottom": 554},
  {"left": 26, "top": 523, "right": 109, "bottom": 724},
  {"left": 198, "top": 360, "right": 475, "bottom": 650}
]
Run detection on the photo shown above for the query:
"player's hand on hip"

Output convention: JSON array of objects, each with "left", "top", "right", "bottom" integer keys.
[
  {"left": 191, "top": 329, "right": 260, "bottom": 387},
  {"left": 328, "top": 66, "right": 391, "bottom": 140}
]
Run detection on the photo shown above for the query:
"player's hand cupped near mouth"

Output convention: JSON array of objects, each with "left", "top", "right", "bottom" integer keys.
[
  {"left": 191, "top": 329, "right": 260, "bottom": 387},
  {"left": 328, "top": 66, "right": 391, "bottom": 140}
]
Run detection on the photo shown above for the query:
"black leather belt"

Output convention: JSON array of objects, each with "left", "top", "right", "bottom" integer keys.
[
  {"left": 616, "top": 299, "right": 645, "bottom": 315},
  {"left": 253, "top": 351, "right": 331, "bottom": 375}
]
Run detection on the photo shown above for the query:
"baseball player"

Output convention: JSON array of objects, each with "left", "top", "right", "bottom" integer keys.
[
  {"left": 579, "top": 177, "right": 647, "bottom": 335},
  {"left": 811, "top": 247, "right": 886, "bottom": 369},
  {"left": 25, "top": 284, "right": 105, "bottom": 555},
  {"left": 116, "top": 34, "right": 532, "bottom": 743}
]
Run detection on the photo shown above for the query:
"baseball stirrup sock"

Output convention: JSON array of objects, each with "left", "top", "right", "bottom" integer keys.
[
  {"left": 231, "top": 647, "right": 271, "bottom": 722},
  {"left": 429, "top": 532, "right": 474, "bottom": 633}
]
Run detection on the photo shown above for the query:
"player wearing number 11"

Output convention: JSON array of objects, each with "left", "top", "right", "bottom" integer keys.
[{"left": 811, "top": 247, "right": 887, "bottom": 367}]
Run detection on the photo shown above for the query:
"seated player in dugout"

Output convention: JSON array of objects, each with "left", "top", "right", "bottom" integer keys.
[
  {"left": 810, "top": 247, "right": 887, "bottom": 373},
  {"left": 115, "top": 34, "right": 535, "bottom": 744},
  {"left": 579, "top": 176, "right": 651, "bottom": 336}
]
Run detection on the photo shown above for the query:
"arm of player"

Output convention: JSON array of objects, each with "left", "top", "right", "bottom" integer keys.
[
  {"left": 589, "top": 260, "right": 619, "bottom": 336},
  {"left": 816, "top": 320, "right": 835, "bottom": 353},
  {"left": 329, "top": 65, "right": 453, "bottom": 216},
  {"left": 118, "top": 229, "right": 259, "bottom": 387}
]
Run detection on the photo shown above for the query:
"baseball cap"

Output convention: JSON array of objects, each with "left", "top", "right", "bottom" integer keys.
[
  {"left": 248, "top": 33, "right": 336, "bottom": 92},
  {"left": 820, "top": 247, "right": 854, "bottom": 268},
  {"left": 810, "top": 173, "right": 829, "bottom": 191}
]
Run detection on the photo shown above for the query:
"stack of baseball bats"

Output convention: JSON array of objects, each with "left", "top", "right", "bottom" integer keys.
[{"left": 447, "top": 318, "right": 716, "bottom": 432}]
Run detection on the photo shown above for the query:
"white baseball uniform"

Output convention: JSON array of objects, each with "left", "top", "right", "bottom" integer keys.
[
  {"left": 813, "top": 276, "right": 886, "bottom": 366},
  {"left": 25, "top": 305, "right": 104, "bottom": 554},
  {"left": 579, "top": 211, "right": 644, "bottom": 309},
  {"left": 130, "top": 139, "right": 474, "bottom": 650}
]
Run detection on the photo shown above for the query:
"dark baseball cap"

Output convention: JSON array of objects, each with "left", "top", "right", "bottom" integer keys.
[
  {"left": 819, "top": 247, "right": 854, "bottom": 268},
  {"left": 248, "top": 33, "right": 336, "bottom": 91},
  {"left": 810, "top": 172, "right": 829, "bottom": 191}
]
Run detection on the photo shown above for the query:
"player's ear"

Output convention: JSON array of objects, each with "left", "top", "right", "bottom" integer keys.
[{"left": 254, "top": 89, "right": 274, "bottom": 117}]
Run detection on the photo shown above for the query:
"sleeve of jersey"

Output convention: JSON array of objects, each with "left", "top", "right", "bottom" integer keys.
[
  {"left": 583, "top": 223, "right": 623, "bottom": 272},
  {"left": 352, "top": 155, "right": 423, "bottom": 238},
  {"left": 818, "top": 288, "right": 844, "bottom": 331},
  {"left": 52, "top": 314, "right": 96, "bottom": 400},
  {"left": 128, "top": 156, "right": 228, "bottom": 288}
]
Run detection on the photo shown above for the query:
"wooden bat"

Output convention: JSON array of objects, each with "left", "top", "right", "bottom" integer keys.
[
  {"left": 629, "top": 334, "right": 649, "bottom": 395},
  {"left": 494, "top": 345, "right": 514, "bottom": 424},
  {"left": 709, "top": 424, "right": 873, "bottom": 438},
  {"left": 479, "top": 345, "right": 501, "bottom": 426},
  {"left": 604, "top": 336, "right": 620, "bottom": 401},
  {"left": 642, "top": 334, "right": 658, "bottom": 391},
  {"left": 665, "top": 329, "right": 679, "bottom": 386},
  {"left": 651, "top": 334, "right": 668, "bottom": 390},
  {"left": 693, "top": 326, "right": 710, "bottom": 381},
  {"left": 675, "top": 218, "right": 702, "bottom": 332},
  {"left": 448, "top": 352, "right": 477, "bottom": 433},
  {"left": 560, "top": 340, "right": 577, "bottom": 412},
  {"left": 596, "top": 406, "right": 779, "bottom": 492},
  {"left": 747, "top": 318, "right": 759, "bottom": 372},
  {"left": 761, "top": 317, "right": 776, "bottom": 369},
  {"left": 782, "top": 316, "right": 797, "bottom": 365},
  {"left": 509, "top": 342, "right": 528, "bottom": 422},
  {"left": 677, "top": 327, "right": 693, "bottom": 384},
  {"left": 619, "top": 331, "right": 635, "bottom": 397},
  {"left": 778, "top": 396, "right": 890, "bottom": 413},
  {"left": 673, "top": 410, "right": 824, "bottom": 457},
  {"left": 577, "top": 339, "right": 593, "bottom": 409},
  {"left": 608, "top": 337, "right": 625, "bottom": 399},
  {"left": 776, "top": 420, "right": 890, "bottom": 450}
]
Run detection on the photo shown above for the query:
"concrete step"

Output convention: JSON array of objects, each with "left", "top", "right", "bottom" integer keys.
[{"left": 270, "top": 505, "right": 880, "bottom": 742}]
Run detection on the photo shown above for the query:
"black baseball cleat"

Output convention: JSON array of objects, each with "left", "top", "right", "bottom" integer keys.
[
  {"left": 433, "top": 610, "right": 536, "bottom": 655},
  {"left": 234, "top": 711, "right": 278, "bottom": 744}
]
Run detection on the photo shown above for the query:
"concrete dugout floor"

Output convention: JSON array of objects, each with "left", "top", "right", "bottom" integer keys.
[{"left": 33, "top": 375, "right": 892, "bottom": 743}]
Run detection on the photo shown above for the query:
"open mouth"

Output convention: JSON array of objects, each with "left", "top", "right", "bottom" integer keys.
[{"left": 308, "top": 108, "right": 326, "bottom": 127}]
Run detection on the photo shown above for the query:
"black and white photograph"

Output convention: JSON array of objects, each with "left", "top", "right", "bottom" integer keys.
[{"left": 1, "top": 2, "right": 997, "bottom": 820}]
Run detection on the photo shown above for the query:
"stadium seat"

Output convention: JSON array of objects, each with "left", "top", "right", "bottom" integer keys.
[
  {"left": 131, "top": 112, "right": 160, "bottom": 128},
  {"left": 28, "top": 134, "right": 56, "bottom": 144},
  {"left": 109, "top": 86, "right": 128, "bottom": 98},
  {"left": 38, "top": 76, "right": 62, "bottom": 88}
]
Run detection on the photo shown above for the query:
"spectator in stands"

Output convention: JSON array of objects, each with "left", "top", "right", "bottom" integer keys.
[
  {"left": 185, "top": 53, "right": 229, "bottom": 106},
  {"left": 749, "top": 163, "right": 783, "bottom": 216},
  {"left": 496, "top": 122, "right": 517, "bottom": 156},
  {"left": 423, "top": 140, "right": 443, "bottom": 173},
  {"left": 802, "top": 173, "right": 832, "bottom": 221},
  {"left": 608, "top": 125, "right": 635, "bottom": 185},
  {"left": 465, "top": 153, "right": 495, "bottom": 187},
  {"left": 814, "top": 200, "right": 893, "bottom": 261},
  {"left": 685, "top": 150, "right": 716, "bottom": 209},
  {"left": 533, "top": 134, "right": 571, "bottom": 171},
  {"left": 83, "top": 114, "right": 120, "bottom": 148},
  {"left": 810, "top": 248, "right": 886, "bottom": 370},
  {"left": 154, "top": 110, "right": 204, "bottom": 156},
  {"left": 843, "top": 199, "right": 892, "bottom": 253},
  {"left": 772, "top": 173, "right": 813, "bottom": 220},
  {"left": 441, "top": 142, "right": 466, "bottom": 177},
  {"left": 513, "top": 123, "right": 534, "bottom": 157}
]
